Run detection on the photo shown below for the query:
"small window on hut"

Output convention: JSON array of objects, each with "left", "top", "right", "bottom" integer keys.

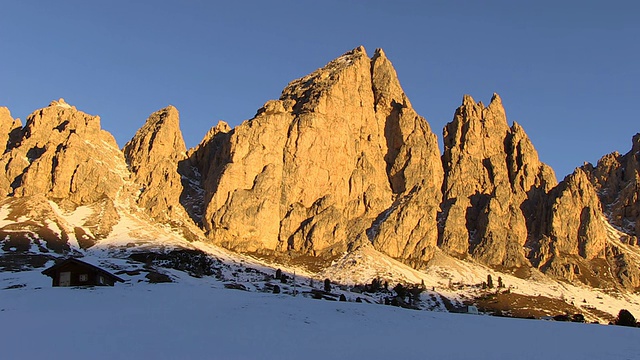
[{"left": 79, "top": 274, "right": 88, "bottom": 282}]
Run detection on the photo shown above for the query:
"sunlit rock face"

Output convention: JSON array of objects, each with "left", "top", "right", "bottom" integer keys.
[
  {"left": 583, "top": 133, "right": 640, "bottom": 241},
  {"left": 1, "top": 48, "right": 639, "bottom": 291},
  {"left": 194, "top": 47, "right": 442, "bottom": 265},
  {"left": 439, "top": 94, "right": 556, "bottom": 268},
  {"left": 0, "top": 99, "right": 129, "bottom": 204},
  {"left": 0, "top": 99, "right": 129, "bottom": 249}
]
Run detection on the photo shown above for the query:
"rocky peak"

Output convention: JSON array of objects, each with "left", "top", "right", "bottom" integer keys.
[
  {"left": 199, "top": 46, "right": 445, "bottom": 266},
  {"left": 200, "top": 46, "right": 392, "bottom": 253},
  {"left": 371, "top": 48, "right": 409, "bottom": 110},
  {"left": 189, "top": 120, "right": 232, "bottom": 194},
  {"left": 280, "top": 46, "right": 372, "bottom": 116},
  {"left": 0, "top": 100, "right": 128, "bottom": 204},
  {"left": 0, "top": 107, "right": 22, "bottom": 155},
  {"left": 583, "top": 133, "right": 640, "bottom": 238},
  {"left": 529, "top": 167, "right": 616, "bottom": 286},
  {"left": 49, "top": 98, "right": 73, "bottom": 109},
  {"left": 632, "top": 133, "right": 640, "bottom": 153},
  {"left": 367, "top": 47, "right": 443, "bottom": 267},
  {"left": 440, "top": 94, "right": 555, "bottom": 268},
  {"left": 547, "top": 168, "right": 607, "bottom": 259},
  {"left": 123, "top": 106, "right": 196, "bottom": 226},
  {"left": 507, "top": 121, "right": 557, "bottom": 193},
  {"left": 123, "top": 105, "right": 186, "bottom": 174}
]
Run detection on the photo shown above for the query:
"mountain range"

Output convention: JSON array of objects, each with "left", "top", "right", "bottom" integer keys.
[{"left": 1, "top": 46, "right": 639, "bottom": 319}]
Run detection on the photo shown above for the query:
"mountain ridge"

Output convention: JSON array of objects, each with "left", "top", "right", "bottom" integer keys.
[{"left": 1, "top": 47, "right": 639, "bottom": 299}]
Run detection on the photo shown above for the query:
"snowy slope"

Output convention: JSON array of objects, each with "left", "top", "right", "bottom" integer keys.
[{"left": 2, "top": 269, "right": 640, "bottom": 360}]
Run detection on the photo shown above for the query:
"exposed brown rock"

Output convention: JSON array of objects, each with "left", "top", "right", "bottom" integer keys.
[
  {"left": 439, "top": 94, "right": 556, "bottom": 268},
  {"left": 197, "top": 46, "right": 443, "bottom": 265},
  {"left": 0, "top": 107, "right": 22, "bottom": 154},
  {"left": 123, "top": 106, "right": 206, "bottom": 241},
  {"left": 367, "top": 49, "right": 443, "bottom": 266},
  {"left": 546, "top": 169, "right": 607, "bottom": 260},
  {"left": 200, "top": 47, "right": 392, "bottom": 255},
  {"left": 124, "top": 106, "right": 186, "bottom": 219},
  {"left": 1, "top": 48, "right": 639, "bottom": 293},
  {"left": 0, "top": 99, "right": 129, "bottom": 205},
  {"left": 584, "top": 133, "right": 640, "bottom": 238},
  {"left": 578, "top": 134, "right": 640, "bottom": 289},
  {"left": 0, "top": 108, "right": 23, "bottom": 193},
  {"left": 189, "top": 121, "right": 232, "bottom": 194}
]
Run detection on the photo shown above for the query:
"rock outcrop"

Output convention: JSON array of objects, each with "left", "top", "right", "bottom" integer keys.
[
  {"left": 583, "top": 133, "right": 640, "bottom": 241},
  {"left": 123, "top": 106, "right": 187, "bottom": 220},
  {"left": 0, "top": 99, "right": 129, "bottom": 249},
  {"left": 546, "top": 169, "right": 608, "bottom": 261},
  {"left": 0, "top": 107, "right": 23, "bottom": 192},
  {"left": 195, "top": 47, "right": 443, "bottom": 265},
  {"left": 529, "top": 164, "right": 640, "bottom": 289},
  {"left": 367, "top": 49, "right": 443, "bottom": 267},
  {"left": 123, "top": 106, "right": 206, "bottom": 241},
  {"left": 198, "top": 47, "right": 390, "bottom": 254},
  {"left": 0, "top": 99, "right": 129, "bottom": 205},
  {"left": 439, "top": 94, "right": 556, "bottom": 268},
  {"left": 580, "top": 133, "right": 640, "bottom": 289}
]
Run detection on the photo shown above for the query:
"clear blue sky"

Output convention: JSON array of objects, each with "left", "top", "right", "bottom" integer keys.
[{"left": 1, "top": 1, "right": 638, "bottom": 179}]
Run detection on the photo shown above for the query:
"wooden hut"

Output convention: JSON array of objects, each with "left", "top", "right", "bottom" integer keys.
[{"left": 42, "top": 258, "right": 124, "bottom": 287}]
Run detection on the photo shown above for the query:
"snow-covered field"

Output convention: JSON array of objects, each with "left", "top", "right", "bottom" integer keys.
[{"left": 2, "top": 267, "right": 640, "bottom": 360}]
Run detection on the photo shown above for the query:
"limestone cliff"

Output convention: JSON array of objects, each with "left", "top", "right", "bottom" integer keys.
[
  {"left": 0, "top": 99, "right": 129, "bottom": 248},
  {"left": 580, "top": 133, "right": 640, "bottom": 289},
  {"left": 0, "top": 99, "right": 129, "bottom": 204},
  {"left": 1, "top": 48, "right": 639, "bottom": 292},
  {"left": 0, "top": 107, "right": 23, "bottom": 192},
  {"left": 195, "top": 46, "right": 443, "bottom": 265},
  {"left": 123, "top": 106, "right": 186, "bottom": 220},
  {"left": 440, "top": 94, "right": 556, "bottom": 268},
  {"left": 583, "top": 133, "right": 640, "bottom": 242},
  {"left": 530, "top": 167, "right": 638, "bottom": 288},
  {"left": 367, "top": 49, "right": 443, "bottom": 267},
  {"left": 123, "top": 106, "right": 206, "bottom": 241},
  {"left": 198, "top": 47, "right": 389, "bottom": 254}
]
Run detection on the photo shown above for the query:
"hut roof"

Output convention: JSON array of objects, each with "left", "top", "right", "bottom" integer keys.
[{"left": 41, "top": 258, "right": 125, "bottom": 283}]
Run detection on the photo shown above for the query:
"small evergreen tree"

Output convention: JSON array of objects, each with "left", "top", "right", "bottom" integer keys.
[
  {"left": 615, "top": 309, "right": 637, "bottom": 327},
  {"left": 275, "top": 268, "right": 282, "bottom": 280},
  {"left": 497, "top": 276, "right": 503, "bottom": 288},
  {"left": 324, "top": 278, "right": 331, "bottom": 293},
  {"left": 339, "top": 294, "right": 347, "bottom": 302},
  {"left": 487, "top": 274, "right": 494, "bottom": 289},
  {"left": 393, "top": 283, "right": 407, "bottom": 299},
  {"left": 409, "top": 285, "right": 423, "bottom": 305},
  {"left": 273, "top": 285, "right": 281, "bottom": 294},
  {"left": 367, "top": 278, "right": 381, "bottom": 292}
]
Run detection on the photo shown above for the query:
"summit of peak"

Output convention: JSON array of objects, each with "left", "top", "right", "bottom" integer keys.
[
  {"left": 462, "top": 94, "right": 476, "bottom": 106},
  {"left": 49, "top": 98, "right": 73, "bottom": 109},
  {"left": 373, "top": 48, "right": 386, "bottom": 59}
]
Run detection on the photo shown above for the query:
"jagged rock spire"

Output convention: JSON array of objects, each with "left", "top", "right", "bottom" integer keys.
[
  {"left": 196, "top": 46, "right": 443, "bottom": 265},
  {"left": 440, "top": 94, "right": 556, "bottom": 267}
]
